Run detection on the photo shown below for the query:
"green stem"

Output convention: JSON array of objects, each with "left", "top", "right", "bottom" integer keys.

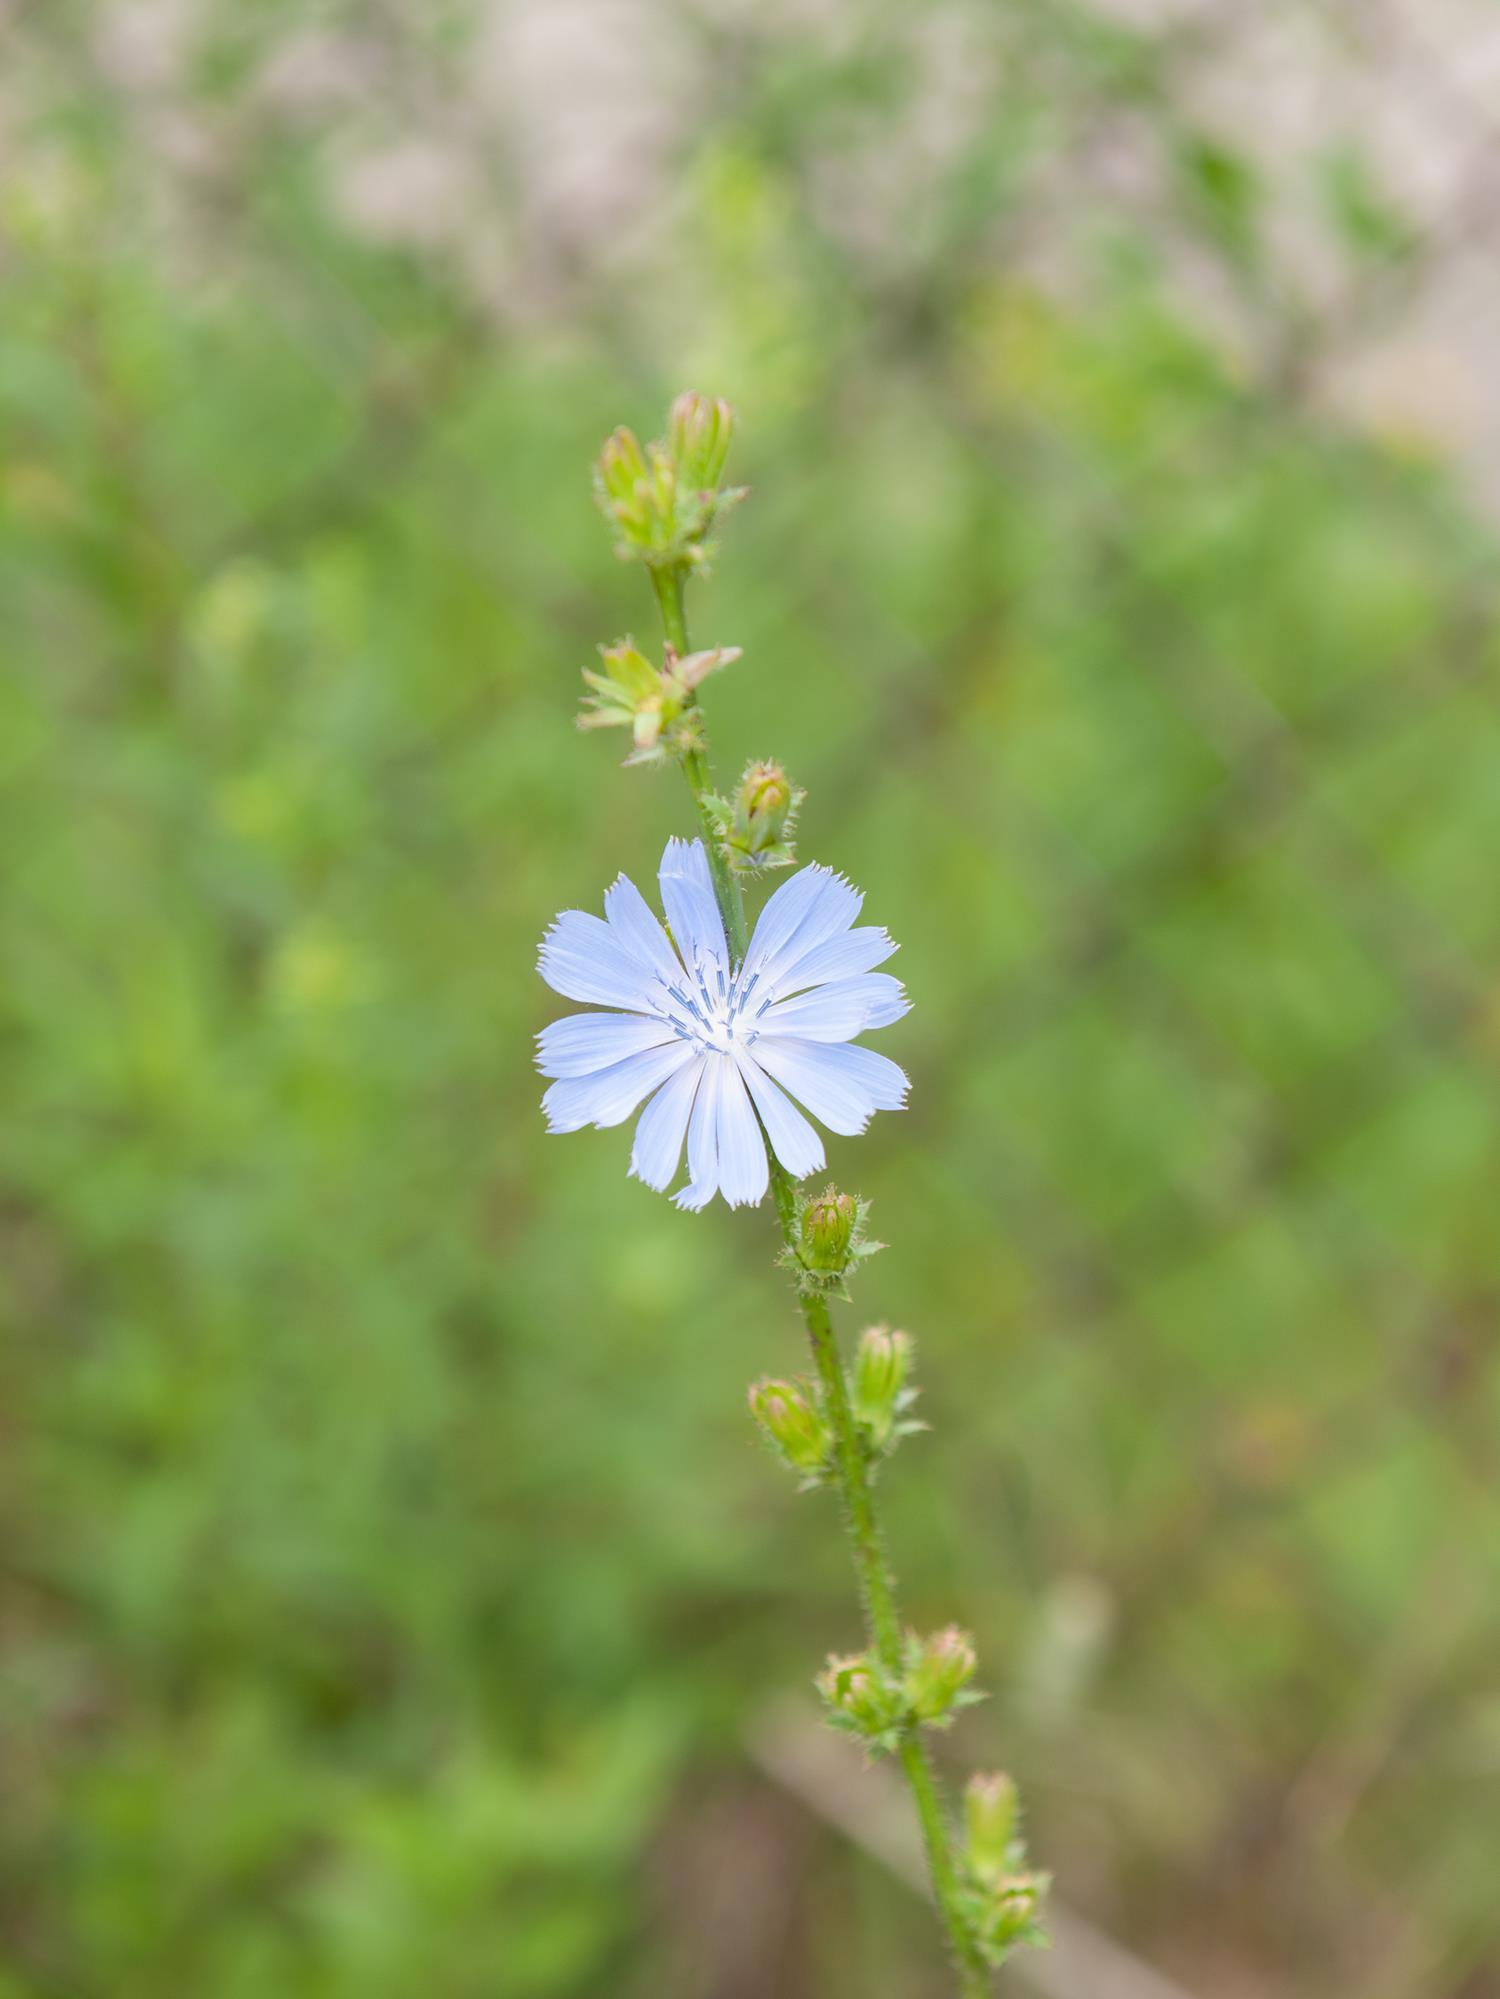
[
  {"left": 653, "top": 564, "right": 748, "bottom": 957},
  {"left": 777, "top": 1182, "right": 987, "bottom": 1996},
  {"left": 655, "top": 560, "right": 989, "bottom": 1997},
  {"left": 649, "top": 562, "right": 692, "bottom": 656}
]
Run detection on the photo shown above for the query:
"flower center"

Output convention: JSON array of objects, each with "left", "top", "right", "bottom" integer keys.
[{"left": 656, "top": 959, "right": 777, "bottom": 1057}]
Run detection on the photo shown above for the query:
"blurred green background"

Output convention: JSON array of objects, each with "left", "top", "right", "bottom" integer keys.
[{"left": 4, "top": 3, "right": 1499, "bottom": 1995}]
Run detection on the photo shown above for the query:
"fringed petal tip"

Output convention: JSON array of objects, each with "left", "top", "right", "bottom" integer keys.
[{"left": 672, "top": 1182, "right": 766, "bottom": 1212}]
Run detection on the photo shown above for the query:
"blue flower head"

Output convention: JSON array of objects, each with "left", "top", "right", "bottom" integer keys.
[{"left": 536, "top": 840, "right": 910, "bottom": 1209}]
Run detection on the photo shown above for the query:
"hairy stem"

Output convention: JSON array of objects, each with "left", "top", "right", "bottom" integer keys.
[{"left": 654, "top": 560, "right": 988, "bottom": 1996}]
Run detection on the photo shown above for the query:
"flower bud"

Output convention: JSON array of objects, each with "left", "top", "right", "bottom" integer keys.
[
  {"left": 853, "top": 1325, "right": 912, "bottom": 1449},
  {"left": 733, "top": 760, "right": 793, "bottom": 856},
  {"left": 800, "top": 1186, "right": 856, "bottom": 1272},
  {"left": 904, "top": 1625, "right": 978, "bottom": 1722},
  {"left": 973, "top": 1872, "right": 1048, "bottom": 1958},
  {"left": 748, "top": 1377, "right": 831, "bottom": 1476},
  {"left": 593, "top": 428, "right": 677, "bottom": 558},
  {"left": 964, "top": 1772, "right": 1019, "bottom": 1879},
  {"left": 995, "top": 1874, "right": 1045, "bottom": 1931},
  {"left": 817, "top": 1651, "right": 900, "bottom": 1738},
  {"left": 596, "top": 426, "right": 649, "bottom": 508},
  {"left": 593, "top": 397, "right": 745, "bottom": 567},
  {"left": 668, "top": 391, "right": 734, "bottom": 495}
]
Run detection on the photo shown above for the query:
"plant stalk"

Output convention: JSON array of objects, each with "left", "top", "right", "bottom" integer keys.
[
  {"left": 652, "top": 560, "right": 989, "bottom": 1996},
  {"left": 652, "top": 565, "right": 749, "bottom": 957}
]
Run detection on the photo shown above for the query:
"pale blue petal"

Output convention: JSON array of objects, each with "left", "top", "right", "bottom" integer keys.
[
  {"left": 537, "top": 1011, "right": 678, "bottom": 1079},
  {"left": 630, "top": 1056, "right": 705, "bottom": 1190},
  {"left": 543, "top": 1040, "right": 696, "bottom": 1133},
  {"left": 857, "top": 976, "right": 910, "bottom": 1030},
  {"left": 757, "top": 974, "right": 909, "bottom": 1043},
  {"left": 788, "top": 874, "right": 861, "bottom": 961},
  {"left": 738, "top": 865, "right": 831, "bottom": 983},
  {"left": 756, "top": 875, "right": 864, "bottom": 991},
  {"left": 737, "top": 1052, "right": 826, "bottom": 1180},
  {"left": 741, "top": 864, "right": 863, "bottom": 991},
  {"left": 814, "top": 1040, "right": 909, "bottom": 1109},
  {"left": 539, "top": 909, "right": 661, "bottom": 1010},
  {"left": 769, "top": 875, "right": 865, "bottom": 984},
  {"left": 715, "top": 1059, "right": 768, "bottom": 1207},
  {"left": 604, "top": 872, "right": 683, "bottom": 988},
  {"left": 780, "top": 926, "right": 898, "bottom": 990},
  {"left": 674, "top": 1051, "right": 724, "bottom": 1210},
  {"left": 658, "top": 838, "right": 729, "bottom": 983},
  {"left": 751, "top": 1035, "right": 909, "bottom": 1135}
]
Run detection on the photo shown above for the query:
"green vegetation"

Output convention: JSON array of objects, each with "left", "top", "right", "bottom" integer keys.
[{"left": 3, "top": 7, "right": 1497, "bottom": 1995}]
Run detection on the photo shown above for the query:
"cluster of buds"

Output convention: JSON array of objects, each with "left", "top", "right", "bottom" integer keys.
[
  {"left": 593, "top": 393, "right": 746, "bottom": 570},
  {"left": 781, "top": 1185, "right": 884, "bottom": 1295},
  {"left": 578, "top": 636, "right": 740, "bottom": 765},
  {"left": 817, "top": 1627, "right": 983, "bottom": 1756},
  {"left": 851, "top": 1325, "right": 924, "bottom": 1464},
  {"left": 958, "top": 1773, "right": 1050, "bottom": 1964},
  {"left": 747, "top": 1377, "right": 833, "bottom": 1488},
  {"left": 705, "top": 759, "right": 805, "bottom": 871}
]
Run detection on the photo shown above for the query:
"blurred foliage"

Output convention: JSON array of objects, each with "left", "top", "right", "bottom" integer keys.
[{"left": 2, "top": 4, "right": 1499, "bottom": 1997}]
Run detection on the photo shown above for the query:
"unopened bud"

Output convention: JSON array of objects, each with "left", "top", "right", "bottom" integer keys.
[
  {"left": 905, "top": 1625, "right": 978, "bottom": 1722},
  {"left": 975, "top": 1872, "right": 1048, "bottom": 1957},
  {"left": 817, "top": 1652, "right": 899, "bottom": 1737},
  {"left": 592, "top": 427, "right": 677, "bottom": 558},
  {"left": 733, "top": 760, "right": 793, "bottom": 855},
  {"left": 668, "top": 391, "right": 734, "bottom": 494},
  {"left": 594, "top": 397, "right": 744, "bottom": 566},
  {"left": 965, "top": 1772, "right": 1019, "bottom": 1879},
  {"left": 748, "top": 1377, "right": 830, "bottom": 1476},
  {"left": 801, "top": 1186, "right": 856, "bottom": 1272},
  {"left": 853, "top": 1325, "right": 912, "bottom": 1447},
  {"left": 595, "top": 426, "right": 648, "bottom": 508}
]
